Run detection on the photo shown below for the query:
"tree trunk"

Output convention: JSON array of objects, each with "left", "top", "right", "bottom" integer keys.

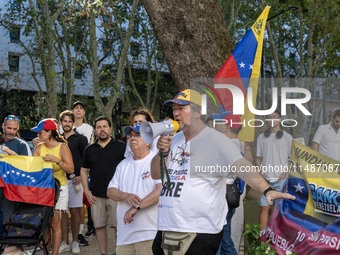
[
  {"left": 28, "top": 0, "right": 64, "bottom": 118},
  {"left": 143, "top": 0, "right": 233, "bottom": 89}
]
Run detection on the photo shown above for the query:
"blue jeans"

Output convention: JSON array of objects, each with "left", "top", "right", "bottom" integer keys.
[{"left": 215, "top": 208, "right": 237, "bottom": 255}]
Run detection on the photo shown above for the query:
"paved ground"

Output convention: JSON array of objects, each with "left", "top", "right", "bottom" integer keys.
[
  {"left": 19, "top": 189, "right": 261, "bottom": 255},
  {"left": 59, "top": 228, "right": 117, "bottom": 255},
  {"left": 61, "top": 189, "right": 261, "bottom": 255}
]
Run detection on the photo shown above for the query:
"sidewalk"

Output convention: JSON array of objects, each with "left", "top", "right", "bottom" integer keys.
[
  {"left": 54, "top": 189, "right": 261, "bottom": 255},
  {"left": 58, "top": 228, "right": 116, "bottom": 255}
]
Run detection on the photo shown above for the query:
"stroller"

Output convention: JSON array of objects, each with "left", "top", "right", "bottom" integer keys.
[{"left": 0, "top": 178, "right": 60, "bottom": 255}]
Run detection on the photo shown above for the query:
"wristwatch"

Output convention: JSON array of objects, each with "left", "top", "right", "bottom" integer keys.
[
  {"left": 263, "top": 187, "right": 275, "bottom": 197},
  {"left": 135, "top": 203, "right": 141, "bottom": 210}
]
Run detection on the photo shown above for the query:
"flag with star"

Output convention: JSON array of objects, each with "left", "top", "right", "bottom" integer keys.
[
  {"left": 214, "top": 6, "right": 270, "bottom": 142},
  {"left": 0, "top": 155, "right": 55, "bottom": 207},
  {"left": 261, "top": 141, "right": 340, "bottom": 254}
]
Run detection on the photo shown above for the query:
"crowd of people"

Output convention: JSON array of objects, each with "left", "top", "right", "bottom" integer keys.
[{"left": 0, "top": 89, "right": 339, "bottom": 255}]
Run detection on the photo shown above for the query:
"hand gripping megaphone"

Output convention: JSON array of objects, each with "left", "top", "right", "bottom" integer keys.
[{"left": 140, "top": 119, "right": 179, "bottom": 144}]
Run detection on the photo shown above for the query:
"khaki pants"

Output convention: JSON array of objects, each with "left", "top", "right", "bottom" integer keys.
[
  {"left": 116, "top": 240, "right": 153, "bottom": 255},
  {"left": 91, "top": 196, "right": 117, "bottom": 227}
]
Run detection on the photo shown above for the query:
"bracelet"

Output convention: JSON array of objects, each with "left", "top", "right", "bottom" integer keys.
[{"left": 263, "top": 186, "right": 275, "bottom": 197}]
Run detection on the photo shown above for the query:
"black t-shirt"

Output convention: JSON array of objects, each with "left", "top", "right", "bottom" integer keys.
[
  {"left": 66, "top": 132, "right": 88, "bottom": 177},
  {"left": 82, "top": 137, "right": 126, "bottom": 198}
]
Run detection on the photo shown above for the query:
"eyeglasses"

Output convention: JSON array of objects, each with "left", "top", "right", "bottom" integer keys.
[
  {"left": 127, "top": 133, "right": 141, "bottom": 139},
  {"left": 4, "top": 115, "right": 19, "bottom": 122}
]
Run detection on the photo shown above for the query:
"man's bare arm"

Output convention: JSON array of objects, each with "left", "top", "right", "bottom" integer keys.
[
  {"left": 234, "top": 158, "right": 295, "bottom": 204},
  {"left": 312, "top": 142, "right": 320, "bottom": 152},
  {"left": 151, "top": 154, "right": 161, "bottom": 179}
]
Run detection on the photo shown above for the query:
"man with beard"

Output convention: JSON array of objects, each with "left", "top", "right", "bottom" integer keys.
[
  {"left": 0, "top": 115, "right": 31, "bottom": 242},
  {"left": 313, "top": 108, "right": 340, "bottom": 161},
  {"left": 80, "top": 116, "right": 125, "bottom": 255},
  {"left": 1, "top": 115, "right": 31, "bottom": 156},
  {"left": 59, "top": 110, "right": 88, "bottom": 254}
]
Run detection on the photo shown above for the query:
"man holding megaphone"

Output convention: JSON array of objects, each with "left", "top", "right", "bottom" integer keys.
[{"left": 151, "top": 89, "right": 295, "bottom": 255}]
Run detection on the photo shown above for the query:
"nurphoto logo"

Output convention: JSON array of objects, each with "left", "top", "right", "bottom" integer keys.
[{"left": 200, "top": 80, "right": 312, "bottom": 128}]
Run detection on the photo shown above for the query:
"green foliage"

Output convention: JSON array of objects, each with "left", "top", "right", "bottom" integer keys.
[
  {"left": 1, "top": 89, "right": 46, "bottom": 130},
  {"left": 217, "top": 0, "right": 339, "bottom": 78},
  {"left": 245, "top": 224, "right": 296, "bottom": 255}
]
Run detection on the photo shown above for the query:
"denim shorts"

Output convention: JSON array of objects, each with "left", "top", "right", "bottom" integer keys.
[
  {"left": 259, "top": 179, "right": 285, "bottom": 206},
  {"left": 55, "top": 185, "right": 69, "bottom": 211}
]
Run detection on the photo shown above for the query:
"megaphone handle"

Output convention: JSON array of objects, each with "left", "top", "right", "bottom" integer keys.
[{"left": 159, "top": 150, "right": 171, "bottom": 189}]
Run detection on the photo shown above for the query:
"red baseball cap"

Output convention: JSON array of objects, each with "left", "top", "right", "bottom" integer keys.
[{"left": 31, "top": 119, "right": 57, "bottom": 132}]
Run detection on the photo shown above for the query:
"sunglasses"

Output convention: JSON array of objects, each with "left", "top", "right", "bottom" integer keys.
[{"left": 4, "top": 115, "right": 20, "bottom": 122}]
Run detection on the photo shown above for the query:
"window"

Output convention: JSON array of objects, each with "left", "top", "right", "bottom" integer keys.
[
  {"left": 134, "top": 23, "right": 140, "bottom": 33},
  {"left": 103, "top": 15, "right": 111, "bottom": 24},
  {"left": 102, "top": 15, "right": 113, "bottom": 30},
  {"left": 130, "top": 43, "right": 139, "bottom": 58},
  {"left": 10, "top": 27, "right": 20, "bottom": 43},
  {"left": 102, "top": 40, "right": 112, "bottom": 56},
  {"left": 74, "top": 63, "right": 83, "bottom": 79},
  {"left": 8, "top": 54, "right": 19, "bottom": 72},
  {"left": 9, "top": 0, "right": 21, "bottom": 13}
]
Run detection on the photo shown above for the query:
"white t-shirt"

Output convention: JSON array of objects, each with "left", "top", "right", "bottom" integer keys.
[
  {"left": 157, "top": 127, "right": 243, "bottom": 233},
  {"left": 108, "top": 151, "right": 161, "bottom": 245},
  {"left": 256, "top": 131, "right": 293, "bottom": 182},
  {"left": 74, "top": 123, "right": 93, "bottom": 143},
  {"left": 312, "top": 123, "right": 340, "bottom": 161}
]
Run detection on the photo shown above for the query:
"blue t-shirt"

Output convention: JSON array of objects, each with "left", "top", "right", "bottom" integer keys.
[{"left": 3, "top": 137, "right": 29, "bottom": 156}]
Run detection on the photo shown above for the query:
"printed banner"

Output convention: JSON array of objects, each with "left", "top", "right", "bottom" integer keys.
[
  {"left": 261, "top": 141, "right": 340, "bottom": 254},
  {"left": 0, "top": 155, "right": 55, "bottom": 207}
]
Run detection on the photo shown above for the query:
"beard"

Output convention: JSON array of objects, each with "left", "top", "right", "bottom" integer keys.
[
  {"left": 4, "top": 133, "right": 15, "bottom": 140},
  {"left": 97, "top": 132, "right": 110, "bottom": 141},
  {"left": 62, "top": 125, "right": 72, "bottom": 132}
]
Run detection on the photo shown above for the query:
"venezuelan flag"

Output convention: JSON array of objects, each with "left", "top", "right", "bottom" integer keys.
[
  {"left": 214, "top": 6, "right": 270, "bottom": 142},
  {"left": 261, "top": 141, "right": 340, "bottom": 254},
  {"left": 0, "top": 155, "right": 55, "bottom": 207}
]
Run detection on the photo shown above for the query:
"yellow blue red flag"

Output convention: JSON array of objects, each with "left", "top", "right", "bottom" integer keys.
[
  {"left": 261, "top": 141, "right": 340, "bottom": 254},
  {"left": 214, "top": 6, "right": 270, "bottom": 142},
  {"left": 0, "top": 155, "right": 55, "bottom": 207}
]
